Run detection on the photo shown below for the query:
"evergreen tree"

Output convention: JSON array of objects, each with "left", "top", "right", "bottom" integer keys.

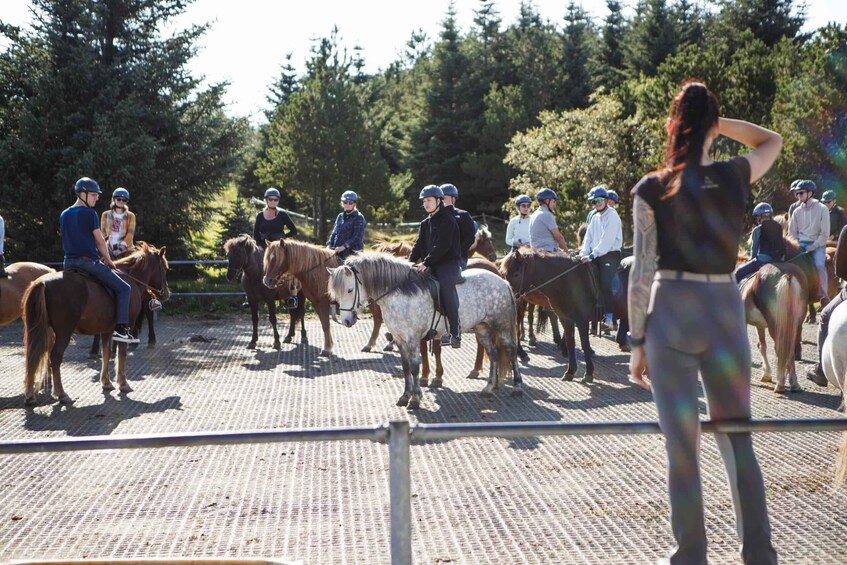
[
  {"left": 673, "top": 0, "right": 705, "bottom": 48},
  {"left": 561, "top": 1, "right": 594, "bottom": 109},
  {"left": 595, "top": 0, "right": 627, "bottom": 91},
  {"left": 216, "top": 197, "right": 254, "bottom": 251},
  {"left": 624, "top": 0, "right": 678, "bottom": 77},
  {"left": 713, "top": 0, "right": 805, "bottom": 47}
]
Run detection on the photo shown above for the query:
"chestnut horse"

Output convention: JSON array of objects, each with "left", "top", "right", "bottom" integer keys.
[
  {"left": 262, "top": 239, "right": 340, "bottom": 356},
  {"left": 468, "top": 225, "right": 498, "bottom": 262},
  {"left": 740, "top": 262, "right": 808, "bottom": 393},
  {"left": 0, "top": 262, "right": 56, "bottom": 326},
  {"left": 224, "top": 235, "right": 305, "bottom": 349},
  {"left": 23, "top": 243, "right": 170, "bottom": 405}
]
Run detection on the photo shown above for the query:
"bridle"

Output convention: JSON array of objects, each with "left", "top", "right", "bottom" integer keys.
[
  {"left": 338, "top": 266, "right": 413, "bottom": 317},
  {"left": 115, "top": 253, "right": 168, "bottom": 300},
  {"left": 512, "top": 252, "right": 584, "bottom": 302}
]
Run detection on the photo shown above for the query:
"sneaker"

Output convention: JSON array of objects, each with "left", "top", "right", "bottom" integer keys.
[
  {"left": 440, "top": 333, "right": 454, "bottom": 347},
  {"left": 451, "top": 335, "right": 461, "bottom": 349},
  {"left": 112, "top": 324, "right": 139, "bottom": 344},
  {"left": 806, "top": 366, "right": 828, "bottom": 387},
  {"left": 600, "top": 316, "right": 615, "bottom": 332}
]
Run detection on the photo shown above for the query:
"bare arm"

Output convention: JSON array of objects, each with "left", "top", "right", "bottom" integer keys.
[
  {"left": 551, "top": 228, "right": 569, "bottom": 252},
  {"left": 718, "top": 117, "right": 782, "bottom": 184}
]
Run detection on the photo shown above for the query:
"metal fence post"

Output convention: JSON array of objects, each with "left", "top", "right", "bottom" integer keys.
[{"left": 389, "top": 420, "right": 411, "bottom": 565}]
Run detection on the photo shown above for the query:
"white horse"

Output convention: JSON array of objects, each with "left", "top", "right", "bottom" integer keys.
[
  {"left": 328, "top": 252, "right": 522, "bottom": 409},
  {"left": 821, "top": 299, "right": 847, "bottom": 485}
]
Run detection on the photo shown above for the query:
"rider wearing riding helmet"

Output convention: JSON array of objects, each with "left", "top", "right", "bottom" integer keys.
[
  {"left": 787, "top": 178, "right": 804, "bottom": 217},
  {"left": 788, "top": 179, "right": 830, "bottom": 304},
  {"left": 734, "top": 203, "right": 786, "bottom": 283},
  {"left": 439, "top": 184, "right": 476, "bottom": 269},
  {"left": 821, "top": 189, "right": 847, "bottom": 240},
  {"left": 253, "top": 188, "right": 298, "bottom": 248},
  {"left": 580, "top": 185, "right": 624, "bottom": 330},
  {"left": 327, "top": 190, "right": 366, "bottom": 260},
  {"left": 101, "top": 187, "right": 136, "bottom": 259},
  {"left": 505, "top": 195, "right": 532, "bottom": 251},
  {"left": 61, "top": 177, "right": 137, "bottom": 343},
  {"left": 529, "top": 188, "right": 569, "bottom": 252},
  {"left": 409, "top": 185, "right": 463, "bottom": 348},
  {"left": 586, "top": 187, "right": 620, "bottom": 225},
  {"left": 807, "top": 223, "right": 847, "bottom": 386}
]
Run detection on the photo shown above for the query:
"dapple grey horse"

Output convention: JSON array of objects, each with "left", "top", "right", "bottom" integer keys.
[{"left": 328, "top": 252, "right": 522, "bottom": 409}]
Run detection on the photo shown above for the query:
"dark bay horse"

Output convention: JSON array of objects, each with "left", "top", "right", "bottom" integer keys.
[
  {"left": 741, "top": 262, "right": 808, "bottom": 393},
  {"left": 262, "top": 239, "right": 340, "bottom": 356},
  {"left": 224, "top": 235, "right": 305, "bottom": 349},
  {"left": 501, "top": 249, "right": 596, "bottom": 382},
  {"left": 0, "top": 262, "right": 56, "bottom": 326},
  {"left": 23, "top": 243, "right": 170, "bottom": 405}
]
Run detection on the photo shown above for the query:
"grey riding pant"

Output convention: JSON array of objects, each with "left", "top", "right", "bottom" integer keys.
[{"left": 644, "top": 276, "right": 777, "bottom": 564}]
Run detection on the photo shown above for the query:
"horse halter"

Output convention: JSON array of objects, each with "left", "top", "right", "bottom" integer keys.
[{"left": 338, "top": 266, "right": 364, "bottom": 319}]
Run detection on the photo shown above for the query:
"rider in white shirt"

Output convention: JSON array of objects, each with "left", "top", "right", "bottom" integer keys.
[
  {"left": 505, "top": 195, "right": 532, "bottom": 251},
  {"left": 580, "top": 185, "right": 623, "bottom": 329}
]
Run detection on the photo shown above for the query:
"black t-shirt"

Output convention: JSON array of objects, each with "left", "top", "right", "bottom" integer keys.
[
  {"left": 253, "top": 211, "right": 298, "bottom": 246},
  {"left": 632, "top": 156, "right": 751, "bottom": 274}
]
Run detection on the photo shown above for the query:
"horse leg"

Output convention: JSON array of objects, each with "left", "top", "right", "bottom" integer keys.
[
  {"left": 578, "top": 322, "right": 594, "bottom": 383},
  {"left": 551, "top": 312, "right": 562, "bottom": 346},
  {"left": 363, "top": 303, "right": 382, "bottom": 352},
  {"left": 419, "top": 340, "right": 431, "bottom": 387},
  {"left": 396, "top": 344, "right": 413, "bottom": 407},
  {"left": 478, "top": 331, "right": 499, "bottom": 397},
  {"left": 758, "top": 327, "right": 773, "bottom": 385},
  {"left": 467, "top": 342, "right": 485, "bottom": 379},
  {"left": 145, "top": 307, "right": 156, "bottom": 347},
  {"left": 115, "top": 341, "right": 132, "bottom": 393},
  {"left": 509, "top": 339, "right": 524, "bottom": 397},
  {"left": 298, "top": 301, "right": 307, "bottom": 344},
  {"left": 407, "top": 346, "right": 423, "bottom": 410},
  {"left": 527, "top": 304, "right": 537, "bottom": 346},
  {"left": 247, "top": 301, "right": 259, "bottom": 349},
  {"left": 562, "top": 321, "right": 578, "bottom": 381},
  {"left": 100, "top": 333, "right": 115, "bottom": 392},
  {"left": 268, "top": 301, "right": 281, "bottom": 350},
  {"left": 317, "top": 303, "right": 333, "bottom": 356},
  {"left": 49, "top": 333, "right": 74, "bottom": 404},
  {"left": 283, "top": 300, "right": 296, "bottom": 344},
  {"left": 88, "top": 334, "right": 101, "bottom": 359},
  {"left": 432, "top": 339, "right": 444, "bottom": 385}
]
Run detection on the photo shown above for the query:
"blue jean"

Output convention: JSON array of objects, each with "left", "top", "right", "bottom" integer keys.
[
  {"left": 800, "top": 242, "right": 827, "bottom": 299},
  {"left": 64, "top": 257, "right": 131, "bottom": 325},
  {"left": 645, "top": 278, "right": 777, "bottom": 564},
  {"left": 734, "top": 259, "right": 764, "bottom": 283}
]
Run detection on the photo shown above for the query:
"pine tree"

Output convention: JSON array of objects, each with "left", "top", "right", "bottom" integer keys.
[
  {"left": 714, "top": 0, "right": 805, "bottom": 47},
  {"left": 562, "top": 1, "right": 595, "bottom": 109},
  {"left": 595, "top": 0, "right": 627, "bottom": 91},
  {"left": 624, "top": 0, "right": 678, "bottom": 77}
]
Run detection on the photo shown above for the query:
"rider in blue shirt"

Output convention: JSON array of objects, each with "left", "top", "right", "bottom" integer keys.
[
  {"left": 61, "top": 177, "right": 137, "bottom": 343},
  {"left": 327, "top": 190, "right": 366, "bottom": 260}
]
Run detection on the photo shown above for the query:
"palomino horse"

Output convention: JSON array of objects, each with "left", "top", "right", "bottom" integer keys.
[
  {"left": 262, "top": 239, "right": 340, "bottom": 356},
  {"left": 224, "top": 235, "right": 305, "bottom": 349},
  {"left": 329, "top": 252, "right": 522, "bottom": 409},
  {"left": 740, "top": 262, "right": 808, "bottom": 393},
  {"left": 501, "top": 249, "right": 596, "bottom": 382},
  {"left": 820, "top": 300, "right": 847, "bottom": 485},
  {"left": 468, "top": 224, "right": 498, "bottom": 262},
  {"left": 23, "top": 243, "right": 170, "bottom": 405},
  {"left": 0, "top": 262, "right": 56, "bottom": 325}
]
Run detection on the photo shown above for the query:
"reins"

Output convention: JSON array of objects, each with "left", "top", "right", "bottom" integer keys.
[
  {"left": 114, "top": 256, "right": 167, "bottom": 298},
  {"left": 270, "top": 248, "right": 339, "bottom": 287},
  {"left": 514, "top": 258, "right": 584, "bottom": 302}
]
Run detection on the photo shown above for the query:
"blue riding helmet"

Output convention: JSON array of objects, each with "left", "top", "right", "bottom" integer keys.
[
  {"left": 821, "top": 190, "right": 836, "bottom": 202},
  {"left": 439, "top": 183, "right": 459, "bottom": 197},
  {"left": 796, "top": 179, "right": 816, "bottom": 193},
  {"left": 112, "top": 187, "right": 130, "bottom": 200},
  {"left": 419, "top": 185, "right": 444, "bottom": 199},
  {"left": 536, "top": 188, "right": 558, "bottom": 202},
  {"left": 264, "top": 188, "right": 281, "bottom": 199},
  {"left": 514, "top": 195, "right": 531, "bottom": 205},
  {"left": 752, "top": 202, "right": 774, "bottom": 217},
  {"left": 74, "top": 177, "right": 101, "bottom": 194},
  {"left": 341, "top": 190, "right": 358, "bottom": 202},
  {"left": 605, "top": 189, "right": 619, "bottom": 203},
  {"left": 587, "top": 185, "right": 608, "bottom": 201},
  {"left": 789, "top": 179, "right": 802, "bottom": 192}
]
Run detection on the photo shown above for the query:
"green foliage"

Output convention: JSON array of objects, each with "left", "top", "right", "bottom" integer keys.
[{"left": 216, "top": 197, "right": 253, "bottom": 252}]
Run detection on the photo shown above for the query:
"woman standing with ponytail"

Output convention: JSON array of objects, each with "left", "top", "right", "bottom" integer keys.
[{"left": 628, "top": 82, "right": 782, "bottom": 564}]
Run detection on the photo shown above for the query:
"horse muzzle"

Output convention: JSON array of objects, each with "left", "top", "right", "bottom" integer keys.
[
  {"left": 342, "top": 312, "right": 358, "bottom": 328},
  {"left": 262, "top": 276, "right": 277, "bottom": 288}
]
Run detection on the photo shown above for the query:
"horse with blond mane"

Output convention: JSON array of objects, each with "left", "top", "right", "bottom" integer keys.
[
  {"left": 262, "top": 239, "right": 341, "bottom": 356},
  {"left": 0, "top": 262, "right": 56, "bottom": 326}
]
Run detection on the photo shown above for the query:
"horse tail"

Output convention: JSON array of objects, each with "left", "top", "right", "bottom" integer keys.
[
  {"left": 535, "top": 306, "right": 549, "bottom": 334},
  {"left": 773, "top": 272, "right": 803, "bottom": 379},
  {"left": 23, "top": 280, "right": 50, "bottom": 395}
]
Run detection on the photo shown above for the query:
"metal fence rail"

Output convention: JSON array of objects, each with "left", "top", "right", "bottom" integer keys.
[{"left": 2, "top": 417, "right": 845, "bottom": 565}]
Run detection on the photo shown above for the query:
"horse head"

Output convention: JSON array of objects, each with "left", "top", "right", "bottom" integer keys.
[
  {"left": 117, "top": 242, "right": 170, "bottom": 301},
  {"left": 327, "top": 264, "right": 366, "bottom": 327},
  {"left": 262, "top": 239, "right": 288, "bottom": 288},
  {"left": 471, "top": 225, "right": 498, "bottom": 262},
  {"left": 499, "top": 249, "right": 531, "bottom": 295},
  {"left": 223, "top": 234, "right": 255, "bottom": 283}
]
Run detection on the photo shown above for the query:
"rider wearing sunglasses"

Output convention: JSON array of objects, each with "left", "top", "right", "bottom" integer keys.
[
  {"left": 100, "top": 187, "right": 136, "bottom": 259},
  {"left": 788, "top": 179, "right": 830, "bottom": 306}
]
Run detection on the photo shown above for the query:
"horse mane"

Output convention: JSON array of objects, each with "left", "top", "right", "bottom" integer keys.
[
  {"left": 476, "top": 225, "right": 491, "bottom": 240},
  {"left": 773, "top": 213, "right": 789, "bottom": 233},
  {"left": 116, "top": 241, "right": 168, "bottom": 271},
  {"left": 375, "top": 241, "right": 413, "bottom": 257},
  {"left": 223, "top": 234, "right": 259, "bottom": 255},
  {"left": 337, "top": 252, "right": 437, "bottom": 303},
  {"left": 280, "top": 239, "right": 338, "bottom": 273}
]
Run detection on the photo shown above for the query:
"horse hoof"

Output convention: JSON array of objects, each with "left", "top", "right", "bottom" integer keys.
[
  {"left": 57, "top": 393, "right": 74, "bottom": 405},
  {"left": 789, "top": 384, "right": 803, "bottom": 393},
  {"left": 562, "top": 373, "right": 575, "bottom": 382},
  {"left": 480, "top": 388, "right": 494, "bottom": 398},
  {"left": 24, "top": 395, "right": 37, "bottom": 407},
  {"left": 773, "top": 385, "right": 786, "bottom": 394},
  {"left": 511, "top": 387, "right": 523, "bottom": 397},
  {"left": 119, "top": 384, "right": 133, "bottom": 393},
  {"left": 420, "top": 378, "right": 429, "bottom": 387},
  {"left": 283, "top": 336, "right": 292, "bottom": 344},
  {"left": 580, "top": 374, "right": 594, "bottom": 384},
  {"left": 760, "top": 375, "right": 773, "bottom": 383},
  {"left": 407, "top": 398, "right": 421, "bottom": 410},
  {"left": 396, "top": 395, "right": 410, "bottom": 407},
  {"left": 146, "top": 342, "right": 156, "bottom": 349},
  {"left": 319, "top": 349, "right": 330, "bottom": 357},
  {"left": 528, "top": 338, "right": 537, "bottom": 347},
  {"left": 383, "top": 343, "right": 395, "bottom": 352},
  {"left": 273, "top": 341, "right": 282, "bottom": 350},
  {"left": 128, "top": 342, "right": 139, "bottom": 351},
  {"left": 430, "top": 379, "right": 443, "bottom": 389},
  {"left": 466, "top": 371, "right": 480, "bottom": 379},
  {"left": 102, "top": 382, "right": 115, "bottom": 392},
  {"left": 246, "top": 342, "right": 256, "bottom": 350},
  {"left": 794, "top": 353, "right": 802, "bottom": 361},
  {"left": 361, "top": 345, "right": 372, "bottom": 352}
]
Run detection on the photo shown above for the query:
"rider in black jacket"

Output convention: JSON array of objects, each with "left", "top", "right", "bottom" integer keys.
[
  {"left": 409, "top": 185, "right": 463, "bottom": 348},
  {"left": 440, "top": 183, "right": 477, "bottom": 269}
]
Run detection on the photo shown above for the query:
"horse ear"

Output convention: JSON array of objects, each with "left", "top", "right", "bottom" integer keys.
[
  {"left": 266, "top": 239, "right": 273, "bottom": 248},
  {"left": 159, "top": 246, "right": 166, "bottom": 257},
  {"left": 326, "top": 266, "right": 337, "bottom": 276}
]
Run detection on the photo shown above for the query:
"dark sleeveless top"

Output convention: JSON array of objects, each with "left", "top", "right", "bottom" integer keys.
[
  {"left": 632, "top": 157, "right": 751, "bottom": 274},
  {"left": 757, "top": 219, "right": 786, "bottom": 262}
]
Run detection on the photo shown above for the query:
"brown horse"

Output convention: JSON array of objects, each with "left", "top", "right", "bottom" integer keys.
[
  {"left": 741, "top": 262, "right": 808, "bottom": 393},
  {"left": 501, "top": 249, "right": 597, "bottom": 382},
  {"left": 468, "top": 224, "right": 498, "bottom": 262},
  {"left": 23, "top": 243, "right": 170, "bottom": 405},
  {"left": 262, "top": 239, "right": 340, "bottom": 356},
  {"left": 224, "top": 235, "right": 305, "bottom": 349},
  {"left": 0, "top": 262, "right": 56, "bottom": 326}
]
